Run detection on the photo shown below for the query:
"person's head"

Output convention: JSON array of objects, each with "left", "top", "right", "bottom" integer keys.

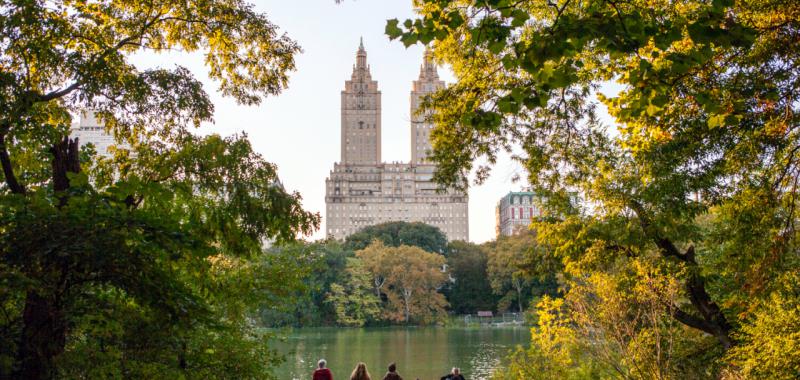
[
  {"left": 451, "top": 367, "right": 460, "bottom": 375},
  {"left": 350, "top": 362, "right": 370, "bottom": 380},
  {"left": 388, "top": 363, "right": 397, "bottom": 373},
  {"left": 318, "top": 359, "right": 327, "bottom": 369}
]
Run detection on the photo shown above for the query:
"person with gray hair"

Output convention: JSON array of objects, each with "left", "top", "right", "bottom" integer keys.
[
  {"left": 439, "top": 367, "right": 465, "bottom": 380},
  {"left": 313, "top": 358, "right": 334, "bottom": 380}
]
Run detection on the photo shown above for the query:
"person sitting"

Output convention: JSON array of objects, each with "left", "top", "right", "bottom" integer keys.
[
  {"left": 313, "top": 359, "right": 334, "bottom": 380},
  {"left": 440, "top": 367, "right": 465, "bottom": 380},
  {"left": 381, "top": 362, "right": 403, "bottom": 380},
  {"left": 350, "top": 362, "right": 372, "bottom": 380}
]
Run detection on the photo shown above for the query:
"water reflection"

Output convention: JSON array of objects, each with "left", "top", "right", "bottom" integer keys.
[{"left": 271, "top": 326, "right": 530, "bottom": 380}]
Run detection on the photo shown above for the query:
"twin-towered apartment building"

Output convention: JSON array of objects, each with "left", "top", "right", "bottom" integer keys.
[
  {"left": 324, "top": 41, "right": 469, "bottom": 241},
  {"left": 70, "top": 41, "right": 471, "bottom": 242}
]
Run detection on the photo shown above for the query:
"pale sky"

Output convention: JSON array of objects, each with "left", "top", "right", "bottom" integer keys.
[{"left": 130, "top": 0, "right": 547, "bottom": 243}]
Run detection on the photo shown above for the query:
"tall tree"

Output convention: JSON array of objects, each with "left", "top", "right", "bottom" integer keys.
[
  {"left": 0, "top": 0, "right": 318, "bottom": 377},
  {"left": 345, "top": 221, "right": 449, "bottom": 254},
  {"left": 388, "top": 0, "right": 799, "bottom": 362},
  {"left": 257, "top": 240, "right": 349, "bottom": 328},
  {"left": 485, "top": 234, "right": 533, "bottom": 313},
  {"left": 325, "top": 258, "right": 382, "bottom": 327},
  {"left": 445, "top": 241, "right": 497, "bottom": 314},
  {"left": 357, "top": 242, "right": 448, "bottom": 324},
  {"left": 355, "top": 240, "right": 391, "bottom": 300},
  {"left": 483, "top": 232, "right": 559, "bottom": 313}
]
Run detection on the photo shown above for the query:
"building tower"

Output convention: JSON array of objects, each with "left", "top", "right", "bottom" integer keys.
[
  {"left": 341, "top": 38, "right": 381, "bottom": 165},
  {"left": 410, "top": 48, "right": 445, "bottom": 164},
  {"left": 325, "top": 41, "right": 469, "bottom": 242},
  {"left": 70, "top": 110, "right": 119, "bottom": 157}
]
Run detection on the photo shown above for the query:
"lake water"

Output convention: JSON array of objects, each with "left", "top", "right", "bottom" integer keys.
[{"left": 271, "top": 326, "right": 530, "bottom": 380}]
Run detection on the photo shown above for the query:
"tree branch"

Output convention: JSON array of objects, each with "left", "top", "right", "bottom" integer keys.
[
  {"left": 628, "top": 199, "right": 734, "bottom": 349},
  {"left": 669, "top": 304, "right": 711, "bottom": 333},
  {"left": 0, "top": 132, "right": 25, "bottom": 194},
  {"left": 629, "top": 199, "right": 690, "bottom": 262},
  {"left": 39, "top": 82, "right": 81, "bottom": 102}
]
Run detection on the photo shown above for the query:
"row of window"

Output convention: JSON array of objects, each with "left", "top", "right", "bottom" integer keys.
[
  {"left": 507, "top": 195, "right": 540, "bottom": 205},
  {"left": 347, "top": 83, "right": 374, "bottom": 92},
  {"left": 329, "top": 212, "right": 467, "bottom": 219},
  {"left": 506, "top": 207, "right": 540, "bottom": 220},
  {"left": 344, "top": 145, "right": 376, "bottom": 152},
  {"left": 329, "top": 202, "right": 466, "bottom": 210},
  {"left": 329, "top": 228, "right": 466, "bottom": 237},
  {"left": 329, "top": 174, "right": 434, "bottom": 182},
  {"left": 330, "top": 210, "right": 467, "bottom": 218}
]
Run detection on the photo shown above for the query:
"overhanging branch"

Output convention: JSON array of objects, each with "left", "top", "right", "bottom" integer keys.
[{"left": 0, "top": 132, "right": 25, "bottom": 194}]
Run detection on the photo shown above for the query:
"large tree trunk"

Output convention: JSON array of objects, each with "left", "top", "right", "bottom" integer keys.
[
  {"left": 630, "top": 201, "right": 734, "bottom": 349},
  {"left": 675, "top": 268, "right": 734, "bottom": 350},
  {"left": 179, "top": 341, "right": 188, "bottom": 371},
  {"left": 0, "top": 132, "right": 26, "bottom": 194},
  {"left": 14, "top": 137, "right": 82, "bottom": 379},
  {"left": 403, "top": 288, "right": 412, "bottom": 324},
  {"left": 375, "top": 278, "right": 382, "bottom": 299},
  {"left": 50, "top": 137, "right": 81, "bottom": 199},
  {"left": 16, "top": 292, "right": 67, "bottom": 380}
]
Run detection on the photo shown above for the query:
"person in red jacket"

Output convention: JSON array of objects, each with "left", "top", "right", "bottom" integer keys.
[{"left": 313, "top": 359, "right": 333, "bottom": 380}]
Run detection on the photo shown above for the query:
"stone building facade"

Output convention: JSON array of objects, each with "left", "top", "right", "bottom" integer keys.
[
  {"left": 496, "top": 190, "right": 543, "bottom": 237},
  {"left": 325, "top": 42, "right": 469, "bottom": 241},
  {"left": 342, "top": 40, "right": 381, "bottom": 165},
  {"left": 70, "top": 110, "right": 119, "bottom": 157},
  {"left": 410, "top": 49, "right": 445, "bottom": 164}
]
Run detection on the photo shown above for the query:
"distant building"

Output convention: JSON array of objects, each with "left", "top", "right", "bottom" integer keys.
[
  {"left": 496, "top": 190, "right": 543, "bottom": 237},
  {"left": 325, "top": 41, "right": 469, "bottom": 241},
  {"left": 70, "top": 110, "right": 125, "bottom": 157}
]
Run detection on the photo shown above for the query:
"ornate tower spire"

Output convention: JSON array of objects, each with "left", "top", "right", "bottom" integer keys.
[
  {"left": 356, "top": 36, "right": 367, "bottom": 69},
  {"left": 341, "top": 39, "right": 381, "bottom": 165},
  {"left": 420, "top": 47, "right": 439, "bottom": 80},
  {"left": 411, "top": 47, "right": 445, "bottom": 164}
]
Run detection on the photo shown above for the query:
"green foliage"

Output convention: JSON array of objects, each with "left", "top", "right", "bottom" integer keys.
[
  {"left": 261, "top": 235, "right": 558, "bottom": 327},
  {"left": 258, "top": 240, "right": 350, "bottom": 327},
  {"left": 727, "top": 272, "right": 800, "bottom": 380},
  {"left": 325, "top": 258, "right": 381, "bottom": 327},
  {"left": 0, "top": 134, "right": 318, "bottom": 377},
  {"left": 445, "top": 241, "right": 498, "bottom": 314},
  {"left": 389, "top": 0, "right": 800, "bottom": 376},
  {"left": 357, "top": 242, "right": 449, "bottom": 324},
  {"left": 483, "top": 232, "right": 559, "bottom": 313},
  {"left": 0, "top": 0, "right": 318, "bottom": 377},
  {"left": 496, "top": 264, "right": 722, "bottom": 379},
  {"left": 492, "top": 296, "right": 607, "bottom": 380},
  {"left": 344, "top": 221, "right": 448, "bottom": 254}
]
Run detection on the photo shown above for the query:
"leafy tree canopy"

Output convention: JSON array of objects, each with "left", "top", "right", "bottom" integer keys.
[
  {"left": 259, "top": 240, "right": 352, "bottom": 327},
  {"left": 325, "top": 257, "right": 382, "bottom": 327},
  {"left": 356, "top": 241, "right": 449, "bottom": 324},
  {"left": 445, "top": 241, "right": 498, "bottom": 314},
  {"left": 388, "top": 0, "right": 799, "bottom": 376},
  {"left": 344, "top": 221, "right": 448, "bottom": 254},
  {"left": 0, "top": 0, "right": 318, "bottom": 378},
  {"left": 483, "top": 232, "right": 558, "bottom": 313}
]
